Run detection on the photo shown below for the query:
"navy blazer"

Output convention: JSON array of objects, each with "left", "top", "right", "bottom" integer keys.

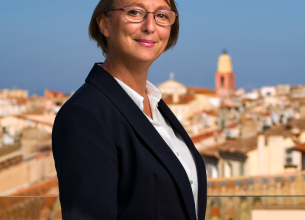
[{"left": 52, "top": 63, "right": 207, "bottom": 220}]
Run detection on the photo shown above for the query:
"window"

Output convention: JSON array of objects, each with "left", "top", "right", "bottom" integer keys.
[
  {"left": 284, "top": 148, "right": 298, "bottom": 168},
  {"left": 220, "top": 76, "right": 225, "bottom": 88},
  {"left": 240, "top": 162, "right": 245, "bottom": 176}
]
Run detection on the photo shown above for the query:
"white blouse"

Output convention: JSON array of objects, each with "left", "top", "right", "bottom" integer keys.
[{"left": 113, "top": 77, "right": 198, "bottom": 217}]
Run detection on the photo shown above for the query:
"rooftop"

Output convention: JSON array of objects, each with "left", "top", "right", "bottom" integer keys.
[
  {"left": 187, "top": 87, "right": 215, "bottom": 95},
  {"left": 162, "top": 94, "right": 196, "bottom": 105}
]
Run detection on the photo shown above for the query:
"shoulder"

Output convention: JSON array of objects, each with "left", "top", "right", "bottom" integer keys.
[
  {"left": 59, "top": 82, "right": 114, "bottom": 118},
  {"left": 66, "top": 83, "right": 106, "bottom": 108}
]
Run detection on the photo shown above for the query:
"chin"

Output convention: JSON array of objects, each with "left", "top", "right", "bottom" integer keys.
[
  {"left": 137, "top": 50, "right": 161, "bottom": 62},
  {"left": 132, "top": 51, "right": 159, "bottom": 63}
]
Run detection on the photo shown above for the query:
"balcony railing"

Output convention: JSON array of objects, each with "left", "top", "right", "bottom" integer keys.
[
  {"left": 1, "top": 195, "right": 305, "bottom": 220},
  {"left": 206, "top": 195, "right": 305, "bottom": 220}
]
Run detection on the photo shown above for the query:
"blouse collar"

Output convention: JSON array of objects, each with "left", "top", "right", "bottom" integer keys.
[{"left": 113, "top": 77, "right": 162, "bottom": 113}]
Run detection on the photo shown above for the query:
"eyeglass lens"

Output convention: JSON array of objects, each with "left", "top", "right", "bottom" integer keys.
[{"left": 124, "top": 6, "right": 176, "bottom": 26}]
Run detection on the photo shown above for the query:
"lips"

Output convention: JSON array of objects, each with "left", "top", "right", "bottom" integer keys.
[{"left": 135, "top": 39, "right": 156, "bottom": 47}]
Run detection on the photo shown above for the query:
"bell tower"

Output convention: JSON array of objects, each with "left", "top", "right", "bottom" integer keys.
[{"left": 215, "top": 49, "right": 235, "bottom": 97}]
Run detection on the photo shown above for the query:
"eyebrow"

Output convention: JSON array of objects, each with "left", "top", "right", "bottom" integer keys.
[{"left": 126, "top": 2, "right": 171, "bottom": 10}]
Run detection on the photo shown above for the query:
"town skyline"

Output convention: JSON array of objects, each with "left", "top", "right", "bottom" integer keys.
[
  {"left": 1, "top": 49, "right": 305, "bottom": 219},
  {"left": 1, "top": 48, "right": 304, "bottom": 96}
]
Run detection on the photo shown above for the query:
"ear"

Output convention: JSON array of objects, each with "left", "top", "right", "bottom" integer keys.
[{"left": 97, "top": 13, "right": 110, "bottom": 38}]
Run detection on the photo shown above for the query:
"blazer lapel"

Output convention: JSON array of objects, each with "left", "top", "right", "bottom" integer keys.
[
  {"left": 85, "top": 64, "right": 197, "bottom": 220},
  {"left": 158, "top": 100, "right": 207, "bottom": 220}
]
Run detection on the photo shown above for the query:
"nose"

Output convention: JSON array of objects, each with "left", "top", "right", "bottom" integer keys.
[{"left": 141, "top": 12, "right": 155, "bottom": 34}]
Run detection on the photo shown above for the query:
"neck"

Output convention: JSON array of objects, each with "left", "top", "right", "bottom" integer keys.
[{"left": 102, "top": 54, "right": 152, "bottom": 98}]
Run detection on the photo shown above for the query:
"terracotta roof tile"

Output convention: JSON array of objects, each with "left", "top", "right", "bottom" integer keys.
[
  {"left": 191, "top": 130, "right": 222, "bottom": 144},
  {"left": 200, "top": 147, "right": 218, "bottom": 157},
  {"left": 200, "top": 135, "right": 258, "bottom": 155},
  {"left": 46, "top": 90, "right": 64, "bottom": 95},
  {"left": 260, "top": 113, "right": 271, "bottom": 117},
  {"left": 187, "top": 87, "right": 215, "bottom": 95},
  {"left": 162, "top": 94, "right": 196, "bottom": 104},
  {"left": 264, "top": 119, "right": 305, "bottom": 137},
  {"left": 200, "top": 119, "right": 305, "bottom": 156},
  {"left": 292, "top": 143, "right": 305, "bottom": 152}
]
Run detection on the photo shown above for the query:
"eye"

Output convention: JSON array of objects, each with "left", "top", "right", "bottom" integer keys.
[
  {"left": 156, "top": 12, "right": 169, "bottom": 20},
  {"left": 127, "top": 10, "right": 143, "bottom": 16}
]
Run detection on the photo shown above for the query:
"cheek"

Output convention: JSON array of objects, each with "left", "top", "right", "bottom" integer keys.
[
  {"left": 118, "top": 24, "right": 140, "bottom": 44},
  {"left": 108, "top": 16, "right": 136, "bottom": 42},
  {"left": 158, "top": 26, "right": 171, "bottom": 42}
]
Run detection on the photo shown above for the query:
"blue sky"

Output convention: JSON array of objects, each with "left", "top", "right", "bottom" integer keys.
[{"left": 1, "top": 0, "right": 304, "bottom": 95}]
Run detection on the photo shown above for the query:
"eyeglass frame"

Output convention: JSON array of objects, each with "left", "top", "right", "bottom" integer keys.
[{"left": 108, "top": 6, "right": 179, "bottom": 26}]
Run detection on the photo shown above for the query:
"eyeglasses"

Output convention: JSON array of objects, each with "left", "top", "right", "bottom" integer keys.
[{"left": 109, "top": 6, "right": 178, "bottom": 26}]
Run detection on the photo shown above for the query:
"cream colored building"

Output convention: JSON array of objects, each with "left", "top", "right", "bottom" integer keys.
[
  {"left": 0, "top": 150, "right": 56, "bottom": 195},
  {"left": 0, "top": 115, "right": 53, "bottom": 139},
  {"left": 0, "top": 88, "right": 28, "bottom": 99},
  {"left": 158, "top": 76, "right": 215, "bottom": 124},
  {"left": 247, "top": 128, "right": 305, "bottom": 176},
  {"left": 187, "top": 110, "right": 219, "bottom": 135},
  {"left": 0, "top": 125, "right": 55, "bottom": 195},
  {"left": 196, "top": 118, "right": 305, "bottom": 179},
  {"left": 158, "top": 76, "right": 187, "bottom": 96},
  {"left": 0, "top": 116, "right": 25, "bottom": 136},
  {"left": 0, "top": 99, "right": 26, "bottom": 116}
]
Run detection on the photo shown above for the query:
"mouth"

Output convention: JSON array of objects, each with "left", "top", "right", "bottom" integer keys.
[{"left": 135, "top": 39, "right": 156, "bottom": 48}]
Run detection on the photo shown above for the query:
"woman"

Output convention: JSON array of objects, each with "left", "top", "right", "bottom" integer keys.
[{"left": 52, "top": 0, "right": 207, "bottom": 219}]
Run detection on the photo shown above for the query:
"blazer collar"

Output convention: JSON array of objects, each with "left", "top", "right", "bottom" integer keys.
[
  {"left": 158, "top": 100, "right": 207, "bottom": 220},
  {"left": 85, "top": 63, "right": 205, "bottom": 220}
]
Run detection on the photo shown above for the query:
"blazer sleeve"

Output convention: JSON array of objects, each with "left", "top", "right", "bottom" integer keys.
[{"left": 52, "top": 102, "right": 118, "bottom": 220}]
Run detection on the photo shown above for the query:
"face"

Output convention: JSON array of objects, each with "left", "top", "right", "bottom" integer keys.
[{"left": 98, "top": 0, "right": 172, "bottom": 64}]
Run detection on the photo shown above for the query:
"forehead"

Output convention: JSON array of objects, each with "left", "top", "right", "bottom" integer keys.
[{"left": 114, "top": 0, "right": 171, "bottom": 10}]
